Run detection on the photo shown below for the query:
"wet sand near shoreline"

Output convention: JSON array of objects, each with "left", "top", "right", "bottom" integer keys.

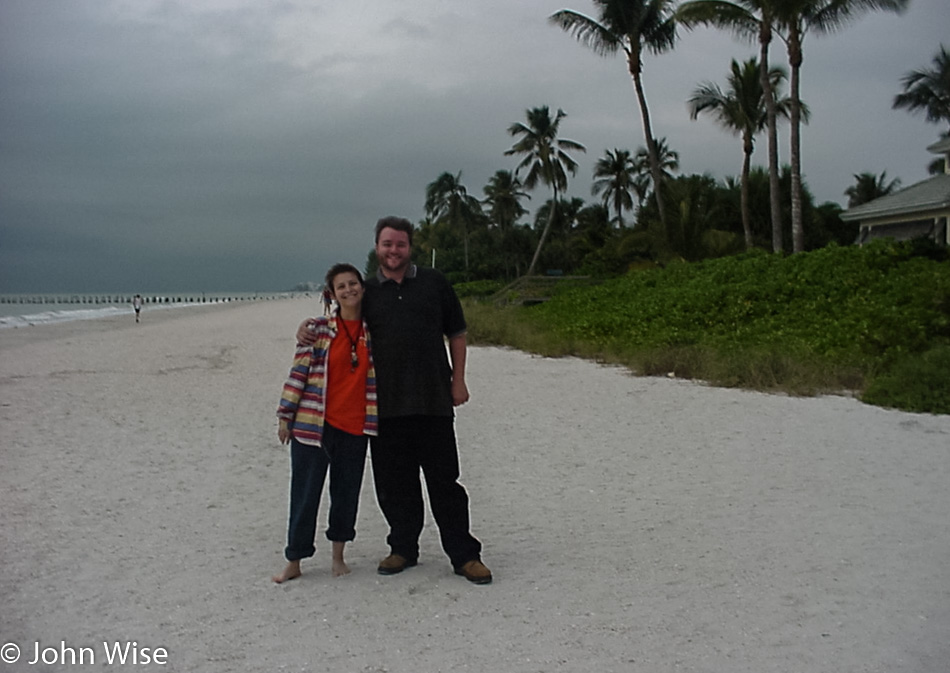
[{"left": 2, "top": 297, "right": 948, "bottom": 672}]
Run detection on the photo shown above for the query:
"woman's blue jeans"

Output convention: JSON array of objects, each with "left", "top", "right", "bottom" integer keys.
[{"left": 285, "top": 424, "right": 368, "bottom": 561}]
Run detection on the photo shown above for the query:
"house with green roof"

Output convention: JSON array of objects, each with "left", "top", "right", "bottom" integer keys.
[{"left": 841, "top": 137, "right": 950, "bottom": 246}]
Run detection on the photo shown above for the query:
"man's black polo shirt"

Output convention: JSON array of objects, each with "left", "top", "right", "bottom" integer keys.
[{"left": 364, "top": 265, "right": 466, "bottom": 419}]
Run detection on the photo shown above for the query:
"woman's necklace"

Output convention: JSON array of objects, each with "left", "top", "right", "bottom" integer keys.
[{"left": 338, "top": 315, "right": 362, "bottom": 372}]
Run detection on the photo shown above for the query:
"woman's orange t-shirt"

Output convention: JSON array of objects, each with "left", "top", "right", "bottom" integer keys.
[{"left": 325, "top": 319, "right": 369, "bottom": 436}]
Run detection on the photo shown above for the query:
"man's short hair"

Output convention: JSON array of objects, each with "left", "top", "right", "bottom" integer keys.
[{"left": 375, "top": 216, "right": 414, "bottom": 246}]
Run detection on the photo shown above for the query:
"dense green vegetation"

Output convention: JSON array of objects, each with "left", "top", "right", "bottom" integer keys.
[
  {"left": 460, "top": 240, "right": 950, "bottom": 414},
  {"left": 369, "top": 36, "right": 950, "bottom": 415}
]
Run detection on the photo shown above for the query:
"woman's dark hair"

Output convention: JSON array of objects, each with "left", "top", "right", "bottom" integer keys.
[
  {"left": 322, "top": 263, "right": 363, "bottom": 314},
  {"left": 325, "top": 263, "right": 363, "bottom": 291},
  {"left": 375, "top": 215, "right": 414, "bottom": 246}
]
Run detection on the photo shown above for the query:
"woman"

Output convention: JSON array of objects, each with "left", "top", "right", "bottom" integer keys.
[{"left": 273, "top": 263, "right": 377, "bottom": 582}]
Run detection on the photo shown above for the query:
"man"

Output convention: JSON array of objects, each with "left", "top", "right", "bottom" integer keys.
[{"left": 296, "top": 216, "right": 491, "bottom": 584}]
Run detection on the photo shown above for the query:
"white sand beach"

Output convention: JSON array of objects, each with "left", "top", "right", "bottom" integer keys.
[{"left": 2, "top": 297, "right": 949, "bottom": 673}]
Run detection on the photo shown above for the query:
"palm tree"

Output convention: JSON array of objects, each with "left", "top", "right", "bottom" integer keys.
[
  {"left": 897, "top": 49, "right": 950, "bottom": 174},
  {"left": 592, "top": 149, "right": 638, "bottom": 227},
  {"left": 893, "top": 44, "right": 950, "bottom": 129},
  {"left": 504, "top": 106, "right": 586, "bottom": 277},
  {"left": 533, "top": 197, "right": 587, "bottom": 272},
  {"left": 634, "top": 136, "right": 679, "bottom": 183},
  {"left": 550, "top": 0, "right": 677, "bottom": 229},
  {"left": 483, "top": 170, "right": 530, "bottom": 279},
  {"left": 424, "top": 171, "right": 482, "bottom": 273},
  {"left": 677, "top": 0, "right": 785, "bottom": 253},
  {"left": 844, "top": 171, "right": 902, "bottom": 208},
  {"left": 482, "top": 170, "right": 529, "bottom": 231},
  {"left": 632, "top": 138, "right": 678, "bottom": 240},
  {"left": 575, "top": 202, "right": 614, "bottom": 249},
  {"left": 776, "top": 0, "right": 909, "bottom": 253},
  {"left": 688, "top": 57, "right": 793, "bottom": 249},
  {"left": 663, "top": 174, "right": 725, "bottom": 261}
]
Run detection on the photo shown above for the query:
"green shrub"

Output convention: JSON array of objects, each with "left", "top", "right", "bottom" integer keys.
[
  {"left": 463, "top": 240, "right": 950, "bottom": 413},
  {"left": 528, "top": 241, "right": 950, "bottom": 368},
  {"left": 861, "top": 345, "right": 950, "bottom": 414},
  {"left": 453, "top": 279, "right": 505, "bottom": 299}
]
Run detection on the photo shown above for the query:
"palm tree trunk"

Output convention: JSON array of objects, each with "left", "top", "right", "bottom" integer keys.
[
  {"left": 451, "top": 205, "right": 470, "bottom": 273},
  {"left": 759, "top": 21, "right": 783, "bottom": 253},
  {"left": 788, "top": 27, "right": 804, "bottom": 253},
  {"left": 463, "top": 221, "right": 469, "bottom": 272},
  {"left": 627, "top": 57, "right": 668, "bottom": 229},
  {"left": 741, "top": 132, "right": 754, "bottom": 250},
  {"left": 526, "top": 188, "right": 558, "bottom": 276}
]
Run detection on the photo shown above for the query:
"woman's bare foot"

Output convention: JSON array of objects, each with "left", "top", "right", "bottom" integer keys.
[
  {"left": 272, "top": 560, "right": 301, "bottom": 584},
  {"left": 332, "top": 559, "right": 351, "bottom": 577},
  {"left": 331, "top": 541, "right": 350, "bottom": 577}
]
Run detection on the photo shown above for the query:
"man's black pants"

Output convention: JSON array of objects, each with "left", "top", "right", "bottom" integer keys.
[{"left": 371, "top": 415, "right": 482, "bottom": 568}]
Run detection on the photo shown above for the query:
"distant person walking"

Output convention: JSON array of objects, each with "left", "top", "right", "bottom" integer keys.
[
  {"left": 132, "top": 294, "right": 143, "bottom": 322},
  {"left": 273, "top": 263, "right": 377, "bottom": 582}
]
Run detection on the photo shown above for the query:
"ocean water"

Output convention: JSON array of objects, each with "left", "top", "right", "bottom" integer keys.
[{"left": 0, "top": 292, "right": 302, "bottom": 329}]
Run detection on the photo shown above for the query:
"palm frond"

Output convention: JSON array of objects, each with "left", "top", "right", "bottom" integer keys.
[
  {"left": 806, "top": 0, "right": 910, "bottom": 35},
  {"left": 676, "top": 0, "right": 760, "bottom": 43},
  {"left": 548, "top": 10, "right": 622, "bottom": 57}
]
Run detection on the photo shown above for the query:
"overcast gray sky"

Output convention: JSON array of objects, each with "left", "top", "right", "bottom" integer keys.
[{"left": 1, "top": 0, "right": 946, "bottom": 293}]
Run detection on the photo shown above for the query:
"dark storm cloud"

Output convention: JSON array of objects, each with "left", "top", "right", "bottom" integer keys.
[{"left": 1, "top": 0, "right": 946, "bottom": 293}]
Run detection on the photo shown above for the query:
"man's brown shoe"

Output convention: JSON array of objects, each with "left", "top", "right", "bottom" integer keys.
[
  {"left": 455, "top": 559, "right": 492, "bottom": 584},
  {"left": 377, "top": 554, "right": 417, "bottom": 575}
]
